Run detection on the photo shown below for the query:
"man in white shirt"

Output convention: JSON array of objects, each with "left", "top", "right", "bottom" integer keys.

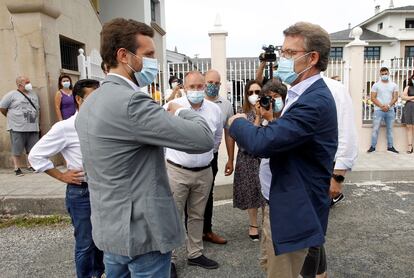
[
  {"left": 164, "top": 71, "right": 223, "bottom": 276},
  {"left": 28, "top": 79, "right": 104, "bottom": 278}
]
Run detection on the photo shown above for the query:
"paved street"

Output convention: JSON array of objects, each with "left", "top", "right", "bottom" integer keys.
[{"left": 1, "top": 181, "right": 413, "bottom": 278}]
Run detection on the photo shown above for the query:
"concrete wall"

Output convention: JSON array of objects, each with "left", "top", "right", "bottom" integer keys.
[{"left": 0, "top": 0, "right": 101, "bottom": 167}]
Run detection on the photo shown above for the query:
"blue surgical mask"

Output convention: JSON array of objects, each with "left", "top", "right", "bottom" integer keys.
[
  {"left": 273, "top": 53, "right": 312, "bottom": 85},
  {"left": 273, "top": 97, "right": 284, "bottom": 113},
  {"left": 187, "top": 90, "right": 205, "bottom": 104},
  {"left": 205, "top": 83, "right": 220, "bottom": 97},
  {"left": 62, "top": 81, "right": 71, "bottom": 88},
  {"left": 127, "top": 52, "right": 158, "bottom": 87},
  {"left": 381, "top": 75, "right": 389, "bottom": 81}
]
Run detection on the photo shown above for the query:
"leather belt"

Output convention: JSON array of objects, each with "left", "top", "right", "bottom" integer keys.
[{"left": 167, "top": 159, "right": 211, "bottom": 172}]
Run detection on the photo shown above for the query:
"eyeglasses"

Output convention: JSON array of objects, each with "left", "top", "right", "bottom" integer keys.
[
  {"left": 278, "top": 49, "right": 307, "bottom": 59},
  {"left": 248, "top": 90, "right": 261, "bottom": 95}
]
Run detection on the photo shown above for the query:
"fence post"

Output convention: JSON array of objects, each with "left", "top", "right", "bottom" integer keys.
[
  {"left": 208, "top": 14, "right": 228, "bottom": 98},
  {"left": 344, "top": 27, "right": 368, "bottom": 152},
  {"left": 77, "top": 48, "right": 87, "bottom": 79}
]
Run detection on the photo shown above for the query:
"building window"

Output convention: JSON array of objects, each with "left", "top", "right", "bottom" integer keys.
[
  {"left": 151, "top": 0, "right": 159, "bottom": 22},
  {"left": 60, "top": 36, "right": 84, "bottom": 71},
  {"left": 329, "top": 47, "right": 343, "bottom": 60},
  {"left": 364, "top": 46, "right": 381, "bottom": 60},
  {"left": 406, "top": 46, "right": 414, "bottom": 59},
  {"left": 377, "top": 22, "right": 383, "bottom": 31},
  {"left": 405, "top": 19, "right": 414, "bottom": 28}
]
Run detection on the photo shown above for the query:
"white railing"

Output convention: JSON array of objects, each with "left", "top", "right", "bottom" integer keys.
[
  {"left": 362, "top": 58, "right": 414, "bottom": 123},
  {"left": 324, "top": 59, "right": 346, "bottom": 82}
]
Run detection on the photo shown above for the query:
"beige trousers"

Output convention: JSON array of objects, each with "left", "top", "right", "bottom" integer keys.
[
  {"left": 166, "top": 163, "right": 213, "bottom": 262},
  {"left": 260, "top": 204, "right": 308, "bottom": 278}
]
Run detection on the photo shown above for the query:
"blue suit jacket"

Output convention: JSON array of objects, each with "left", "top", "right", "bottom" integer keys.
[{"left": 230, "top": 78, "right": 338, "bottom": 255}]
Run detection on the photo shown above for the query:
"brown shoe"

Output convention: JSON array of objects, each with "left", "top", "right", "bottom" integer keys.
[{"left": 203, "top": 232, "right": 227, "bottom": 244}]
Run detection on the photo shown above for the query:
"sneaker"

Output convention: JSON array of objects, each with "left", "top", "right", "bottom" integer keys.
[
  {"left": 26, "top": 167, "right": 35, "bottom": 173},
  {"left": 14, "top": 168, "right": 24, "bottom": 177},
  {"left": 387, "top": 147, "right": 399, "bottom": 154},
  {"left": 330, "top": 193, "right": 344, "bottom": 207},
  {"left": 367, "top": 146, "right": 376, "bottom": 153},
  {"left": 188, "top": 255, "right": 219, "bottom": 269}
]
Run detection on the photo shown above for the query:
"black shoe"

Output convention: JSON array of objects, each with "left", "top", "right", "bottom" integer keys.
[
  {"left": 367, "top": 146, "right": 375, "bottom": 153},
  {"left": 387, "top": 147, "right": 399, "bottom": 154},
  {"left": 188, "top": 255, "right": 219, "bottom": 269},
  {"left": 330, "top": 193, "right": 344, "bottom": 207},
  {"left": 14, "top": 168, "right": 24, "bottom": 177},
  {"left": 170, "top": 263, "right": 177, "bottom": 278}
]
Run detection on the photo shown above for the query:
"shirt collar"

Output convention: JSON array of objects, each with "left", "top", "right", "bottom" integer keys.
[
  {"left": 288, "top": 74, "right": 322, "bottom": 99},
  {"left": 107, "top": 73, "right": 140, "bottom": 92}
]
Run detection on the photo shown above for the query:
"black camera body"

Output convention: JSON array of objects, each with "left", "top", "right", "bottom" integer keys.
[
  {"left": 259, "top": 96, "right": 275, "bottom": 111},
  {"left": 260, "top": 45, "right": 277, "bottom": 62},
  {"left": 177, "top": 79, "right": 183, "bottom": 85}
]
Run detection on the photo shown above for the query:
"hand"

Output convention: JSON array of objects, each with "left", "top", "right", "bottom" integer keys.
[
  {"left": 228, "top": 113, "right": 247, "bottom": 127},
  {"left": 224, "top": 160, "right": 234, "bottom": 176},
  {"left": 167, "top": 102, "right": 184, "bottom": 115},
  {"left": 58, "top": 169, "right": 84, "bottom": 185},
  {"left": 329, "top": 178, "right": 343, "bottom": 199},
  {"left": 260, "top": 103, "right": 274, "bottom": 122},
  {"left": 172, "top": 86, "right": 182, "bottom": 98},
  {"left": 254, "top": 102, "right": 261, "bottom": 116},
  {"left": 381, "top": 105, "right": 389, "bottom": 112}
]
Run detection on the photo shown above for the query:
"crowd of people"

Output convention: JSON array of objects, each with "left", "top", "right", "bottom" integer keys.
[{"left": 1, "top": 17, "right": 414, "bottom": 278}]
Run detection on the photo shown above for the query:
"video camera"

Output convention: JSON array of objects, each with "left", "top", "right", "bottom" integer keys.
[
  {"left": 259, "top": 95, "right": 275, "bottom": 111},
  {"left": 259, "top": 45, "right": 277, "bottom": 62}
]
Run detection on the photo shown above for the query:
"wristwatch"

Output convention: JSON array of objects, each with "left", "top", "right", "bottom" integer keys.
[{"left": 332, "top": 173, "right": 345, "bottom": 183}]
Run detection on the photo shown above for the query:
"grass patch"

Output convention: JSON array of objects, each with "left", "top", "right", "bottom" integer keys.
[{"left": 0, "top": 215, "right": 71, "bottom": 229}]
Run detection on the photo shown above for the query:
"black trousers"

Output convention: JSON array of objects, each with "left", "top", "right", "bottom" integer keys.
[
  {"left": 300, "top": 245, "right": 327, "bottom": 277},
  {"left": 184, "top": 152, "right": 218, "bottom": 233},
  {"left": 203, "top": 152, "right": 219, "bottom": 233}
]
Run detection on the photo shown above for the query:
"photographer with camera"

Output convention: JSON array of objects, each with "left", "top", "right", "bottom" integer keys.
[
  {"left": 256, "top": 45, "right": 278, "bottom": 86},
  {"left": 165, "top": 75, "right": 183, "bottom": 103}
]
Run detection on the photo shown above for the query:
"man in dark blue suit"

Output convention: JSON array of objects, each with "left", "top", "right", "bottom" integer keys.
[{"left": 228, "top": 22, "right": 338, "bottom": 278}]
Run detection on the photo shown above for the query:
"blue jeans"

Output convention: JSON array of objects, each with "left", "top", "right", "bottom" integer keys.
[
  {"left": 66, "top": 184, "right": 105, "bottom": 278},
  {"left": 371, "top": 109, "right": 395, "bottom": 148},
  {"left": 104, "top": 251, "right": 171, "bottom": 278}
]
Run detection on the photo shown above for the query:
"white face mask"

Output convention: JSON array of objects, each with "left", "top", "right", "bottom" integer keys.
[
  {"left": 62, "top": 81, "right": 71, "bottom": 88},
  {"left": 24, "top": 83, "right": 33, "bottom": 91},
  {"left": 248, "top": 94, "right": 258, "bottom": 105},
  {"left": 171, "top": 82, "right": 178, "bottom": 88}
]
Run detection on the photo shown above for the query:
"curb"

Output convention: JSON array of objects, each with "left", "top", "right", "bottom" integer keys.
[{"left": 1, "top": 169, "right": 414, "bottom": 215}]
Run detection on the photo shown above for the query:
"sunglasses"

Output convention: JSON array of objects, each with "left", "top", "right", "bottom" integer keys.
[{"left": 248, "top": 90, "right": 261, "bottom": 95}]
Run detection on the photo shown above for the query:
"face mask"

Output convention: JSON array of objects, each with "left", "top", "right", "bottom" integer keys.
[
  {"left": 187, "top": 90, "right": 205, "bottom": 104},
  {"left": 381, "top": 75, "right": 389, "bottom": 81},
  {"left": 171, "top": 82, "right": 178, "bottom": 88},
  {"left": 248, "top": 94, "right": 258, "bottom": 105},
  {"left": 273, "top": 97, "right": 284, "bottom": 113},
  {"left": 24, "top": 83, "right": 32, "bottom": 91},
  {"left": 273, "top": 53, "right": 312, "bottom": 85},
  {"left": 62, "top": 81, "right": 71, "bottom": 88},
  {"left": 205, "top": 83, "right": 220, "bottom": 97},
  {"left": 127, "top": 52, "right": 158, "bottom": 87}
]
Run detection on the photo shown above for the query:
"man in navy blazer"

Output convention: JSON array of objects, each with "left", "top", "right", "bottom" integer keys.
[{"left": 228, "top": 22, "right": 338, "bottom": 278}]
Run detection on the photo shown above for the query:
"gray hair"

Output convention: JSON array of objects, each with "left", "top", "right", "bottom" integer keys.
[{"left": 283, "top": 22, "right": 331, "bottom": 71}]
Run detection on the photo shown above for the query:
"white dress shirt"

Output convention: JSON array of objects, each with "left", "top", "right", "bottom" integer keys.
[
  {"left": 28, "top": 113, "right": 83, "bottom": 172},
  {"left": 260, "top": 74, "right": 359, "bottom": 200},
  {"left": 164, "top": 96, "right": 223, "bottom": 167}
]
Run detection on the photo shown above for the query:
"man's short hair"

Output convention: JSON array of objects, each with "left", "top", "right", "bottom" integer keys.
[
  {"left": 283, "top": 22, "right": 331, "bottom": 71},
  {"left": 260, "top": 79, "right": 287, "bottom": 101},
  {"left": 184, "top": 71, "right": 204, "bottom": 84},
  {"left": 380, "top": 67, "right": 389, "bottom": 73},
  {"left": 100, "top": 18, "right": 154, "bottom": 69},
  {"left": 73, "top": 79, "right": 100, "bottom": 100}
]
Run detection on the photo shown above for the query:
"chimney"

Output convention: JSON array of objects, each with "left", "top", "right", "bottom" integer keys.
[
  {"left": 348, "top": 23, "right": 351, "bottom": 29},
  {"left": 389, "top": 0, "right": 394, "bottom": 9},
  {"left": 375, "top": 5, "right": 380, "bottom": 14}
]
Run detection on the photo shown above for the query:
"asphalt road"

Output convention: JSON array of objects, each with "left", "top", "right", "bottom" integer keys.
[{"left": 1, "top": 181, "right": 413, "bottom": 278}]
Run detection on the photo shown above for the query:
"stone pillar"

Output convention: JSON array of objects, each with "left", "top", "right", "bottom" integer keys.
[{"left": 208, "top": 14, "right": 228, "bottom": 97}]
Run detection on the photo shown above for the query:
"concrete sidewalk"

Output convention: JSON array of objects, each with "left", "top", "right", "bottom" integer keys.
[{"left": 1, "top": 151, "right": 414, "bottom": 215}]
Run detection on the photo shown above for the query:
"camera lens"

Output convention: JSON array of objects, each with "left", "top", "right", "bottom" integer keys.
[{"left": 259, "top": 96, "right": 272, "bottom": 110}]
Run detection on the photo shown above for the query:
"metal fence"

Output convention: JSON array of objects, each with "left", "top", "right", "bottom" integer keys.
[{"left": 362, "top": 58, "right": 414, "bottom": 123}]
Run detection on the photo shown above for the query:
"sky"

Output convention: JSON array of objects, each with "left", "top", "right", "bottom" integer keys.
[{"left": 165, "top": 0, "right": 413, "bottom": 58}]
